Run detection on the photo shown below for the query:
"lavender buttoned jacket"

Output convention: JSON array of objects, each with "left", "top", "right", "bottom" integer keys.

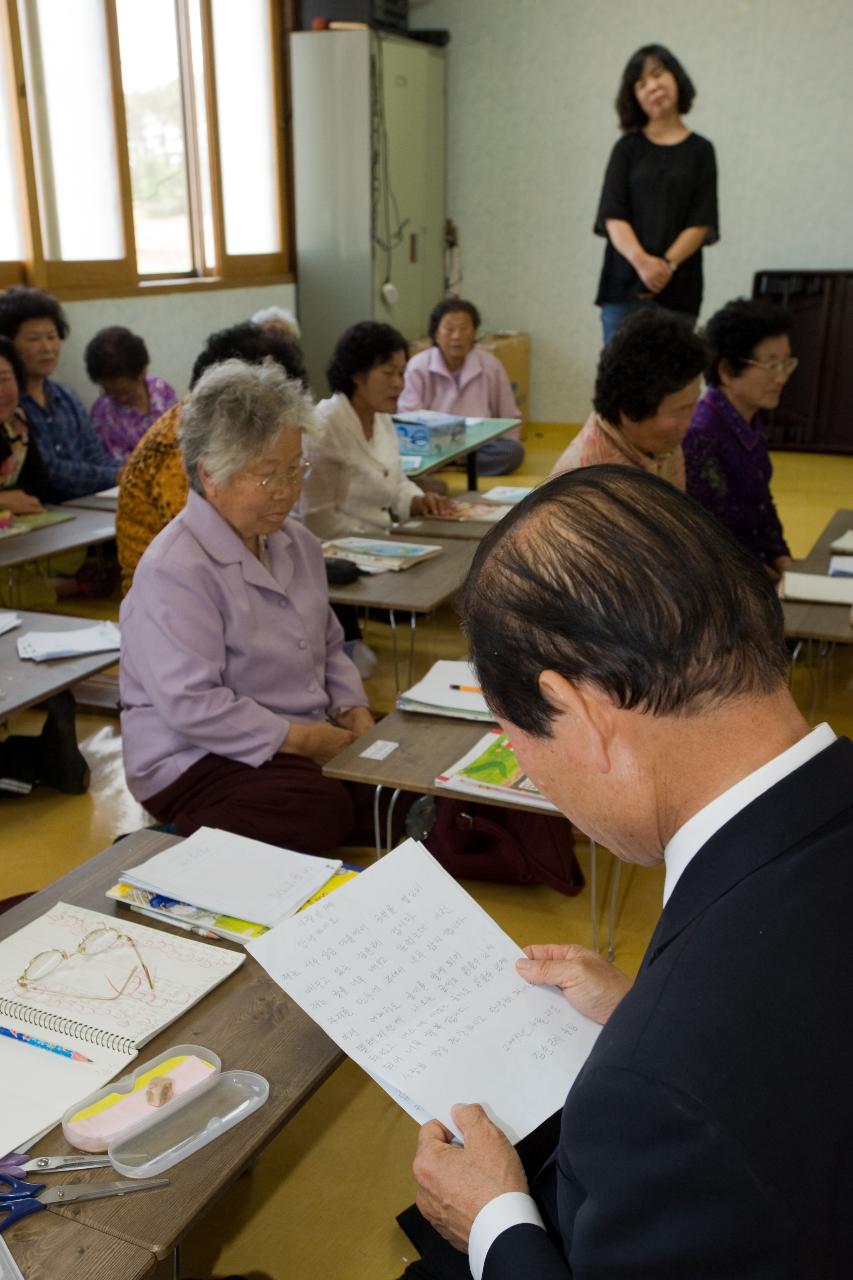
[{"left": 119, "top": 489, "right": 368, "bottom": 803}]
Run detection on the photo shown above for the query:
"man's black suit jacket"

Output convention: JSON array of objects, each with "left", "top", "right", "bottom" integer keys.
[{"left": 482, "top": 736, "right": 853, "bottom": 1279}]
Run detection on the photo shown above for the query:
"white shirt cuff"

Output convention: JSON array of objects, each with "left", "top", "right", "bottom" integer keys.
[{"left": 468, "top": 1192, "right": 546, "bottom": 1280}]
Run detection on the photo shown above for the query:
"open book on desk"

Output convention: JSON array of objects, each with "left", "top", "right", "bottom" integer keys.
[
  {"left": 249, "top": 840, "right": 600, "bottom": 1143},
  {"left": 321, "top": 537, "right": 443, "bottom": 574},
  {"left": 0, "top": 902, "right": 243, "bottom": 1153},
  {"left": 436, "top": 728, "right": 558, "bottom": 813}
]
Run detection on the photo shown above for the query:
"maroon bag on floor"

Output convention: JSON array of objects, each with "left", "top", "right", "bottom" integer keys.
[{"left": 424, "top": 798, "right": 584, "bottom": 896}]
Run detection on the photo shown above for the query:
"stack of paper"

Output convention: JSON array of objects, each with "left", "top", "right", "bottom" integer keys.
[
  {"left": 107, "top": 867, "right": 359, "bottom": 943},
  {"left": 248, "top": 840, "right": 600, "bottom": 1141},
  {"left": 0, "top": 610, "right": 21, "bottom": 637},
  {"left": 119, "top": 827, "right": 344, "bottom": 931},
  {"left": 830, "top": 530, "right": 853, "bottom": 553},
  {"left": 782, "top": 571, "right": 853, "bottom": 606},
  {"left": 435, "top": 728, "right": 557, "bottom": 812},
  {"left": 481, "top": 486, "right": 534, "bottom": 504},
  {"left": 829, "top": 556, "right": 853, "bottom": 578},
  {"left": 397, "top": 659, "right": 494, "bottom": 722},
  {"left": 322, "top": 537, "right": 443, "bottom": 574},
  {"left": 17, "top": 621, "right": 121, "bottom": 661}
]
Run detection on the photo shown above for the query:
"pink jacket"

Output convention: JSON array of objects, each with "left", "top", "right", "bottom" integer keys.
[{"left": 399, "top": 346, "right": 521, "bottom": 439}]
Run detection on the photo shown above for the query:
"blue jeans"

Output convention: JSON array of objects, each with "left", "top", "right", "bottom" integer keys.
[{"left": 599, "top": 300, "right": 697, "bottom": 345}]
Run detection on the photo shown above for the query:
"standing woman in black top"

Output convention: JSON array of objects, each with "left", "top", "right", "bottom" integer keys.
[{"left": 595, "top": 45, "right": 718, "bottom": 344}]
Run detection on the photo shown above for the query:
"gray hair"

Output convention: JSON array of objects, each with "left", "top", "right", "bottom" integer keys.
[
  {"left": 182, "top": 358, "right": 315, "bottom": 494},
  {"left": 251, "top": 305, "right": 301, "bottom": 338}
]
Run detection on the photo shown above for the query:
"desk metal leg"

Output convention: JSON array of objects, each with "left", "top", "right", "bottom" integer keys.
[
  {"left": 373, "top": 785, "right": 384, "bottom": 862},
  {"left": 407, "top": 612, "right": 418, "bottom": 686},
  {"left": 466, "top": 451, "right": 478, "bottom": 491},
  {"left": 385, "top": 787, "right": 402, "bottom": 856},
  {"left": 589, "top": 838, "right": 599, "bottom": 954},
  {"left": 606, "top": 857, "right": 621, "bottom": 962},
  {"left": 388, "top": 609, "right": 400, "bottom": 691}
]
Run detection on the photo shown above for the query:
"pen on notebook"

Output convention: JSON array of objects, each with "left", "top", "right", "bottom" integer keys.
[
  {"left": 450, "top": 683, "right": 481, "bottom": 694},
  {"left": 0, "top": 1025, "right": 93, "bottom": 1063}
]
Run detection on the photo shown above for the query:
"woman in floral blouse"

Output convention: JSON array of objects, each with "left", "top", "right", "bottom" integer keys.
[
  {"left": 85, "top": 326, "right": 177, "bottom": 463},
  {"left": 684, "top": 299, "right": 795, "bottom": 579},
  {"left": 0, "top": 336, "right": 49, "bottom": 514}
]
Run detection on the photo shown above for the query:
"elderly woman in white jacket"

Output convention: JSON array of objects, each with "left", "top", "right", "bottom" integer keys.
[{"left": 301, "top": 321, "right": 454, "bottom": 539}]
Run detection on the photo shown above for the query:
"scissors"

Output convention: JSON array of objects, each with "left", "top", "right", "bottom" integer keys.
[
  {"left": 0, "top": 1171, "right": 169, "bottom": 1233},
  {"left": 0, "top": 1152, "right": 111, "bottom": 1177}
]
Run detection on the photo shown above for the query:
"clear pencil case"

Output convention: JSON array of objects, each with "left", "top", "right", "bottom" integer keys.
[{"left": 62, "top": 1042, "right": 269, "bottom": 1177}]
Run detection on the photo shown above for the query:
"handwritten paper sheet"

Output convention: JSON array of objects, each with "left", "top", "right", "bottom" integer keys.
[{"left": 248, "top": 840, "right": 600, "bottom": 1142}]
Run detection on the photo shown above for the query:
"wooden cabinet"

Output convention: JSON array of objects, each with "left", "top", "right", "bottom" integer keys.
[{"left": 753, "top": 270, "right": 853, "bottom": 453}]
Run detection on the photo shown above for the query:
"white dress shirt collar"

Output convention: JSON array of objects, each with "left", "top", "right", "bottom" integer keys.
[{"left": 663, "top": 722, "right": 836, "bottom": 904}]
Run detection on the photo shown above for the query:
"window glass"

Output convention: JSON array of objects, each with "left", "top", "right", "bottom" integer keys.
[
  {"left": 116, "top": 0, "right": 193, "bottom": 274},
  {"left": 0, "top": 13, "right": 26, "bottom": 261},
  {"left": 211, "top": 0, "right": 280, "bottom": 255},
  {"left": 27, "top": 0, "right": 124, "bottom": 260}
]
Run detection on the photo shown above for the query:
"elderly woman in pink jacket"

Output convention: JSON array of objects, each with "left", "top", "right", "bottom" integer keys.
[
  {"left": 398, "top": 298, "right": 524, "bottom": 475},
  {"left": 119, "top": 358, "right": 380, "bottom": 854}
]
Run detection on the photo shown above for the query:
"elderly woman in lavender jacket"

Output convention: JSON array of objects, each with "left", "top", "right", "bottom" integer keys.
[{"left": 119, "top": 358, "right": 376, "bottom": 853}]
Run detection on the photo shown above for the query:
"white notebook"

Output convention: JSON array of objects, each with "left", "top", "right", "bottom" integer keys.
[
  {"left": 782, "top": 571, "right": 853, "bottom": 606},
  {"left": 121, "top": 827, "right": 341, "bottom": 928},
  {"left": 397, "top": 659, "right": 494, "bottom": 722},
  {"left": 0, "top": 902, "right": 243, "bottom": 1153},
  {"left": 249, "top": 840, "right": 599, "bottom": 1144}
]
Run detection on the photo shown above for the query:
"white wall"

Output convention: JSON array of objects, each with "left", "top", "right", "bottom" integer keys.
[
  {"left": 414, "top": 0, "right": 853, "bottom": 421},
  {"left": 55, "top": 282, "right": 297, "bottom": 407}
]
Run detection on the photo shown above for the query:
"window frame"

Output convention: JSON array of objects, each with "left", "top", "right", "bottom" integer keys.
[{"left": 0, "top": 0, "right": 293, "bottom": 298}]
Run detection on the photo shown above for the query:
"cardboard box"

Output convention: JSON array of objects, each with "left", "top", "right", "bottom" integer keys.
[
  {"left": 407, "top": 331, "right": 531, "bottom": 426},
  {"left": 477, "top": 331, "right": 531, "bottom": 426}
]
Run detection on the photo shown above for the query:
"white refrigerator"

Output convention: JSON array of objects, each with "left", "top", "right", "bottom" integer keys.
[{"left": 289, "top": 29, "right": 447, "bottom": 395}]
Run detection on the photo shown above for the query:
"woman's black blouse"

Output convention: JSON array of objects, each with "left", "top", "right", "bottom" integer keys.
[{"left": 594, "top": 131, "right": 718, "bottom": 316}]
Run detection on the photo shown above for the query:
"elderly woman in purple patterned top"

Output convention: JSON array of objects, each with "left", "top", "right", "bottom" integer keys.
[{"left": 684, "top": 299, "right": 796, "bottom": 579}]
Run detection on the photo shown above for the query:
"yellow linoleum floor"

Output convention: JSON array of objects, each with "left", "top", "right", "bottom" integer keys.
[{"left": 2, "top": 424, "right": 853, "bottom": 1279}]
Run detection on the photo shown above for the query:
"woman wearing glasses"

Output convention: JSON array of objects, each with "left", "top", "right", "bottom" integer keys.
[
  {"left": 119, "top": 359, "right": 377, "bottom": 853},
  {"left": 684, "top": 298, "right": 796, "bottom": 578}
]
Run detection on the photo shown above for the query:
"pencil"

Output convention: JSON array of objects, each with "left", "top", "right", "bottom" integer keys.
[
  {"left": 450, "top": 684, "right": 481, "bottom": 694},
  {"left": 0, "top": 1025, "right": 93, "bottom": 1063}
]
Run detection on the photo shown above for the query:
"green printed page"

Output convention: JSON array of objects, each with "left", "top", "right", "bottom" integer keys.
[
  {"left": 0, "top": 509, "right": 75, "bottom": 539},
  {"left": 459, "top": 733, "right": 541, "bottom": 797}
]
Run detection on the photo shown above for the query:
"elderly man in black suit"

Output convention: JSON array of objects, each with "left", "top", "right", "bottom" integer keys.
[{"left": 400, "top": 465, "right": 853, "bottom": 1279}]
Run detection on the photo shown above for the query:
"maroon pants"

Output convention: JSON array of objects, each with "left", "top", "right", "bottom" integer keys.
[{"left": 145, "top": 752, "right": 406, "bottom": 854}]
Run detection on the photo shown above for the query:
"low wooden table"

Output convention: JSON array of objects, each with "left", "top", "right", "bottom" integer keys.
[
  {"left": 0, "top": 829, "right": 342, "bottom": 1276},
  {"left": 783, "top": 508, "right": 853, "bottom": 645},
  {"left": 0, "top": 509, "right": 116, "bottom": 573},
  {"left": 403, "top": 418, "right": 521, "bottom": 490},
  {"left": 0, "top": 508, "right": 117, "bottom": 609},
  {"left": 0, "top": 610, "right": 121, "bottom": 719},
  {"left": 325, "top": 709, "right": 619, "bottom": 959},
  {"left": 328, "top": 537, "right": 477, "bottom": 687},
  {"left": 63, "top": 490, "right": 119, "bottom": 513}
]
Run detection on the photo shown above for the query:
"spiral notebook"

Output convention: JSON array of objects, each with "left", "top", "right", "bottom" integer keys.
[{"left": 0, "top": 902, "right": 244, "bottom": 1153}]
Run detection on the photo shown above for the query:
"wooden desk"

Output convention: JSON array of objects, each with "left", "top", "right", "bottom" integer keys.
[
  {"left": 396, "top": 491, "right": 512, "bottom": 542},
  {"left": 63, "top": 490, "right": 119, "bottom": 513},
  {"left": 0, "top": 509, "right": 116, "bottom": 575},
  {"left": 783, "top": 508, "right": 853, "bottom": 645},
  {"left": 325, "top": 709, "right": 619, "bottom": 959},
  {"left": 403, "top": 418, "right": 521, "bottom": 490},
  {"left": 0, "top": 610, "right": 120, "bottom": 718},
  {"left": 3, "top": 1214, "right": 157, "bottom": 1280},
  {"left": 0, "top": 829, "right": 341, "bottom": 1268},
  {"left": 328, "top": 537, "right": 476, "bottom": 686}
]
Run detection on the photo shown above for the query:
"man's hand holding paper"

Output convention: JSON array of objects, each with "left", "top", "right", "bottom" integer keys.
[{"left": 517, "top": 943, "right": 632, "bottom": 1026}]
